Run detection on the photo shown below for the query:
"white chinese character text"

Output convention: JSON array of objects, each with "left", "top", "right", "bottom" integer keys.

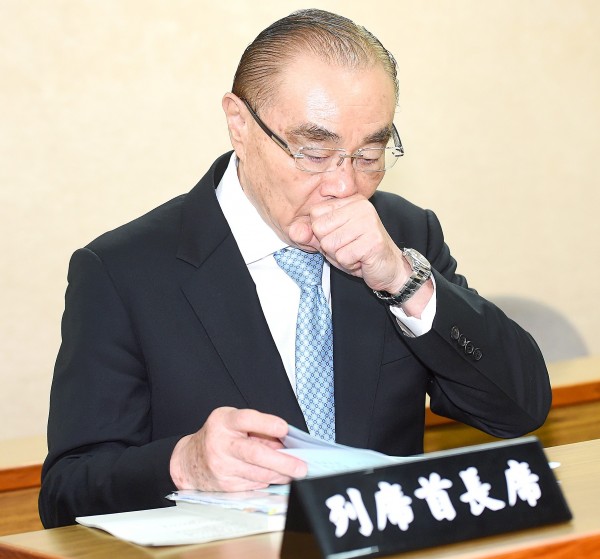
[
  {"left": 374, "top": 481, "right": 414, "bottom": 531},
  {"left": 459, "top": 467, "right": 506, "bottom": 516},
  {"left": 325, "top": 488, "right": 374, "bottom": 538},
  {"left": 505, "top": 460, "right": 541, "bottom": 507},
  {"left": 414, "top": 472, "right": 457, "bottom": 521}
]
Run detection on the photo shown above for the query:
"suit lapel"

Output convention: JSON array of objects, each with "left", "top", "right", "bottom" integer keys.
[
  {"left": 176, "top": 154, "right": 307, "bottom": 428},
  {"left": 331, "top": 267, "right": 387, "bottom": 448}
]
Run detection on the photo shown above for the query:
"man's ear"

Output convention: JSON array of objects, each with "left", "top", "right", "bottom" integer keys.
[{"left": 222, "top": 93, "right": 248, "bottom": 160}]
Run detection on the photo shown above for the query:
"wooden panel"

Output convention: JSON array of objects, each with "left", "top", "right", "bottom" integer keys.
[
  {"left": 0, "top": 436, "right": 46, "bottom": 493},
  {"left": 0, "top": 488, "right": 43, "bottom": 537},
  {"left": 0, "top": 467, "right": 42, "bottom": 494},
  {"left": 485, "top": 533, "right": 600, "bottom": 559}
]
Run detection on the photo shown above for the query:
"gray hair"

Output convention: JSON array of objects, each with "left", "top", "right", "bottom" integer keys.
[{"left": 232, "top": 9, "right": 399, "bottom": 109}]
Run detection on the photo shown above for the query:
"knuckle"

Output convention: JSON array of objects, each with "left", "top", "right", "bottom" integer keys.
[{"left": 311, "top": 218, "right": 328, "bottom": 238}]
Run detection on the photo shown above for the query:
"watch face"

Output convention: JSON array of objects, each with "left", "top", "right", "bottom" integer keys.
[
  {"left": 374, "top": 249, "right": 431, "bottom": 307},
  {"left": 404, "top": 248, "right": 430, "bottom": 271}
]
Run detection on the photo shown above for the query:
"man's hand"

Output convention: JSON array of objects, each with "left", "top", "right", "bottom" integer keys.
[
  {"left": 289, "top": 194, "right": 433, "bottom": 317},
  {"left": 169, "top": 407, "right": 308, "bottom": 492}
]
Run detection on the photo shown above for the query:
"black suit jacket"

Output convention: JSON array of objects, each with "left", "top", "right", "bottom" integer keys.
[{"left": 39, "top": 152, "right": 551, "bottom": 527}]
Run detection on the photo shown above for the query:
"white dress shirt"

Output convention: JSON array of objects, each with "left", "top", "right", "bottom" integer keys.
[{"left": 215, "top": 154, "right": 436, "bottom": 391}]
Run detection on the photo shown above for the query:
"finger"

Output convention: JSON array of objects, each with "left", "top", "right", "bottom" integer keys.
[
  {"left": 248, "top": 434, "right": 285, "bottom": 450},
  {"left": 329, "top": 228, "right": 383, "bottom": 268},
  {"left": 224, "top": 409, "right": 308, "bottom": 478},
  {"left": 231, "top": 436, "right": 308, "bottom": 479},
  {"left": 227, "top": 460, "right": 299, "bottom": 487},
  {"left": 204, "top": 447, "right": 305, "bottom": 491},
  {"left": 313, "top": 211, "right": 374, "bottom": 272},
  {"left": 208, "top": 467, "right": 293, "bottom": 492},
  {"left": 227, "top": 408, "right": 289, "bottom": 439},
  {"left": 319, "top": 224, "right": 362, "bottom": 262},
  {"left": 309, "top": 193, "right": 366, "bottom": 219},
  {"left": 310, "top": 199, "right": 372, "bottom": 245}
]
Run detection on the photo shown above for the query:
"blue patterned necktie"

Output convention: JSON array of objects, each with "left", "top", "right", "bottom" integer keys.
[{"left": 274, "top": 247, "right": 335, "bottom": 441}]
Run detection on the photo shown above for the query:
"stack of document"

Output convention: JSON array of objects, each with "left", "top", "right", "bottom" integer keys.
[
  {"left": 76, "top": 503, "right": 284, "bottom": 546},
  {"left": 76, "top": 426, "right": 405, "bottom": 546},
  {"left": 169, "top": 485, "right": 289, "bottom": 515}
]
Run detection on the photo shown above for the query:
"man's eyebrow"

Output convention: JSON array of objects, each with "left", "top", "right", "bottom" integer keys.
[
  {"left": 286, "top": 123, "right": 341, "bottom": 144},
  {"left": 285, "top": 123, "right": 394, "bottom": 146},
  {"left": 363, "top": 125, "right": 393, "bottom": 145}
]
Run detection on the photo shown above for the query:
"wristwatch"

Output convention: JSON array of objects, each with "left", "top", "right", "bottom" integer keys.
[{"left": 373, "top": 248, "right": 432, "bottom": 306}]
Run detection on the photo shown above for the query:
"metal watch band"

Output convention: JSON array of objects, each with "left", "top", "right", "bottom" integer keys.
[{"left": 373, "top": 248, "right": 432, "bottom": 307}]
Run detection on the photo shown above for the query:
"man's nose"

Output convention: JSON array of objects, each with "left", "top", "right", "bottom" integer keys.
[{"left": 320, "top": 157, "right": 359, "bottom": 198}]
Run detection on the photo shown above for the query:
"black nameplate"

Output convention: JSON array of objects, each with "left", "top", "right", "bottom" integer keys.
[{"left": 281, "top": 437, "right": 571, "bottom": 559}]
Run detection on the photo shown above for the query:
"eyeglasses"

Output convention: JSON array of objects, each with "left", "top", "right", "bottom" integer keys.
[{"left": 242, "top": 99, "right": 404, "bottom": 174}]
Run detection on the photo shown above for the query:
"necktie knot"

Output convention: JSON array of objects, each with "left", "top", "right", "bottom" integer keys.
[{"left": 274, "top": 248, "right": 324, "bottom": 288}]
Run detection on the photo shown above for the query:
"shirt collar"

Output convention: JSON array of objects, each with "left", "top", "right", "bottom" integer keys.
[{"left": 216, "top": 153, "right": 288, "bottom": 265}]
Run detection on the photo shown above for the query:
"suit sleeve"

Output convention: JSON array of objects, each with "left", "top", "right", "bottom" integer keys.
[
  {"left": 401, "top": 210, "right": 552, "bottom": 437},
  {"left": 39, "top": 248, "right": 180, "bottom": 528}
]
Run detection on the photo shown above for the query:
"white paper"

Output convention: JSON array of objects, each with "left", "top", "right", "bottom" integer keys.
[
  {"left": 76, "top": 503, "right": 284, "bottom": 546},
  {"left": 280, "top": 425, "right": 408, "bottom": 477}
]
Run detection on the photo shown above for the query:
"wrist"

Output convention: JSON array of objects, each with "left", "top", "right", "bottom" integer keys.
[
  {"left": 373, "top": 248, "right": 431, "bottom": 307},
  {"left": 170, "top": 435, "right": 193, "bottom": 490}
]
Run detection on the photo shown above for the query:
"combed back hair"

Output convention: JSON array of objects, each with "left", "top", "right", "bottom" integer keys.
[{"left": 232, "top": 9, "right": 399, "bottom": 110}]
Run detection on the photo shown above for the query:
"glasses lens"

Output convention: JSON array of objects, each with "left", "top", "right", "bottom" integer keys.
[
  {"left": 384, "top": 146, "right": 403, "bottom": 170},
  {"left": 355, "top": 147, "right": 402, "bottom": 172},
  {"left": 296, "top": 148, "right": 340, "bottom": 173},
  {"left": 355, "top": 149, "right": 386, "bottom": 172},
  {"left": 294, "top": 142, "right": 403, "bottom": 174}
]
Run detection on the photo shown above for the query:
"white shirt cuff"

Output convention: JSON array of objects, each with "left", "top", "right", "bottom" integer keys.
[{"left": 389, "top": 275, "right": 437, "bottom": 337}]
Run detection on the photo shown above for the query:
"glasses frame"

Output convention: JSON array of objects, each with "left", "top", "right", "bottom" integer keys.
[{"left": 241, "top": 99, "right": 404, "bottom": 173}]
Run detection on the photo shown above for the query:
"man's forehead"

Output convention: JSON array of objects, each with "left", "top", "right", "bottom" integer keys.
[{"left": 272, "top": 55, "right": 396, "bottom": 119}]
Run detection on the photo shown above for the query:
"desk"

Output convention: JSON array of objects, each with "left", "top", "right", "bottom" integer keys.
[{"left": 0, "top": 439, "right": 598, "bottom": 559}]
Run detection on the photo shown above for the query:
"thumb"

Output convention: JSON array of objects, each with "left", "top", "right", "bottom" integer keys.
[{"left": 289, "top": 220, "right": 320, "bottom": 251}]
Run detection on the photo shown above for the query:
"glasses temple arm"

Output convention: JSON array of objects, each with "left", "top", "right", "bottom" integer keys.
[
  {"left": 392, "top": 123, "right": 404, "bottom": 155},
  {"left": 241, "top": 99, "right": 292, "bottom": 155}
]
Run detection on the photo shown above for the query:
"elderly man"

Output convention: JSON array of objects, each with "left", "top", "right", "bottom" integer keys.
[{"left": 39, "top": 9, "right": 550, "bottom": 528}]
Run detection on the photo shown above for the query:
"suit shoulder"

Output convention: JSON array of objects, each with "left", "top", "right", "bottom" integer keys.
[
  {"left": 371, "top": 190, "right": 427, "bottom": 217},
  {"left": 370, "top": 190, "right": 431, "bottom": 233},
  {"left": 85, "top": 193, "right": 187, "bottom": 261}
]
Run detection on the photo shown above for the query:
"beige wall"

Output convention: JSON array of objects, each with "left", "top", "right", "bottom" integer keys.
[{"left": 1, "top": 0, "right": 599, "bottom": 441}]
